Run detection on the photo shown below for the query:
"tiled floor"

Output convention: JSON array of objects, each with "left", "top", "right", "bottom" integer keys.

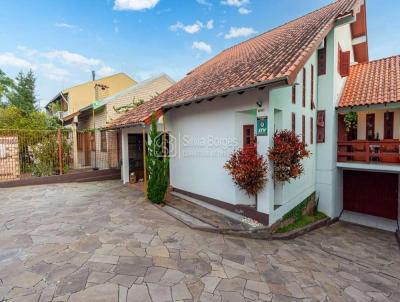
[{"left": 1, "top": 180, "right": 399, "bottom": 301}]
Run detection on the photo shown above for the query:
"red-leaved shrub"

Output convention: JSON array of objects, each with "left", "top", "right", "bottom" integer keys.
[
  {"left": 224, "top": 147, "right": 268, "bottom": 196},
  {"left": 268, "top": 130, "right": 310, "bottom": 183}
]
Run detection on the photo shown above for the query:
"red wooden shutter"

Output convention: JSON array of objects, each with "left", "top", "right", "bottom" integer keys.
[
  {"left": 317, "top": 110, "right": 325, "bottom": 143},
  {"left": 302, "top": 115, "right": 305, "bottom": 144},
  {"left": 318, "top": 47, "right": 326, "bottom": 75},
  {"left": 292, "top": 113, "right": 296, "bottom": 132},
  {"left": 302, "top": 68, "right": 306, "bottom": 107},
  {"left": 310, "top": 117, "right": 314, "bottom": 145},
  {"left": 310, "top": 64, "right": 314, "bottom": 109},
  {"left": 292, "top": 85, "right": 296, "bottom": 104},
  {"left": 340, "top": 51, "right": 350, "bottom": 77}
]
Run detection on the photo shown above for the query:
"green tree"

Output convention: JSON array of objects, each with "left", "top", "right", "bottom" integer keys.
[
  {"left": 0, "top": 69, "right": 14, "bottom": 106},
  {"left": 146, "top": 113, "right": 169, "bottom": 203},
  {"left": 0, "top": 106, "right": 60, "bottom": 130},
  {"left": 7, "top": 70, "right": 37, "bottom": 114}
]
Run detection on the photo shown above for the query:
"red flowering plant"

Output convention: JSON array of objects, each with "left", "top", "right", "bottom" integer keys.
[
  {"left": 224, "top": 147, "right": 268, "bottom": 196},
  {"left": 268, "top": 130, "right": 310, "bottom": 183}
]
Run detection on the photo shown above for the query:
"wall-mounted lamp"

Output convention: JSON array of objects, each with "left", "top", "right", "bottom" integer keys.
[{"left": 256, "top": 100, "right": 263, "bottom": 107}]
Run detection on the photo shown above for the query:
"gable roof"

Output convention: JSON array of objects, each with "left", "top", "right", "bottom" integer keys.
[
  {"left": 338, "top": 56, "right": 400, "bottom": 108},
  {"left": 109, "top": 0, "right": 361, "bottom": 128}
]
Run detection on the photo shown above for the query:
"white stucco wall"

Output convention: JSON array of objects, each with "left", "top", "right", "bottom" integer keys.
[
  {"left": 167, "top": 89, "right": 267, "bottom": 209},
  {"left": 267, "top": 51, "right": 318, "bottom": 223},
  {"left": 316, "top": 23, "right": 354, "bottom": 218}
]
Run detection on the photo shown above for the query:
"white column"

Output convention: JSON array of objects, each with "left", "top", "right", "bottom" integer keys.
[
  {"left": 256, "top": 92, "right": 274, "bottom": 215},
  {"left": 121, "top": 128, "right": 129, "bottom": 183}
]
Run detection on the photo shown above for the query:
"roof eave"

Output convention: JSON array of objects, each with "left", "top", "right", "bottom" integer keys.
[{"left": 162, "top": 76, "right": 289, "bottom": 110}]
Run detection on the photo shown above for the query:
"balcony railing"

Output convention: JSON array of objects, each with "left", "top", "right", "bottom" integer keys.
[{"left": 337, "top": 140, "right": 400, "bottom": 164}]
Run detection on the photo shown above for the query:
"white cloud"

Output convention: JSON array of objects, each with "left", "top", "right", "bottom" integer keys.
[
  {"left": 196, "top": 0, "right": 212, "bottom": 7},
  {"left": 224, "top": 26, "right": 257, "bottom": 39},
  {"left": 113, "top": 0, "right": 159, "bottom": 11},
  {"left": 98, "top": 66, "right": 116, "bottom": 77},
  {"left": 221, "top": 0, "right": 249, "bottom": 7},
  {"left": 170, "top": 21, "right": 203, "bottom": 34},
  {"left": 170, "top": 19, "right": 214, "bottom": 34},
  {"left": 44, "top": 50, "right": 101, "bottom": 67},
  {"left": 0, "top": 53, "right": 33, "bottom": 69},
  {"left": 40, "top": 63, "right": 70, "bottom": 81},
  {"left": 192, "top": 41, "right": 212, "bottom": 54},
  {"left": 238, "top": 7, "right": 251, "bottom": 14}
]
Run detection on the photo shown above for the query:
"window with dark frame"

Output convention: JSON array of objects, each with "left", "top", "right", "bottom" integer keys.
[
  {"left": 100, "top": 131, "right": 107, "bottom": 152},
  {"left": 310, "top": 64, "right": 315, "bottom": 110},
  {"left": 302, "top": 115, "right": 305, "bottom": 144},
  {"left": 317, "top": 110, "right": 325, "bottom": 143},
  {"left": 318, "top": 46, "right": 326, "bottom": 76},
  {"left": 384, "top": 112, "right": 394, "bottom": 139},
  {"left": 292, "top": 85, "right": 296, "bottom": 104},
  {"left": 243, "top": 124, "right": 254, "bottom": 148},
  {"left": 292, "top": 113, "right": 296, "bottom": 132},
  {"left": 366, "top": 113, "right": 375, "bottom": 140},
  {"left": 310, "top": 117, "right": 314, "bottom": 144}
]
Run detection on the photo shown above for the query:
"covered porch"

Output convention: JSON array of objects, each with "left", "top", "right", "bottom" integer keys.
[{"left": 337, "top": 105, "right": 400, "bottom": 165}]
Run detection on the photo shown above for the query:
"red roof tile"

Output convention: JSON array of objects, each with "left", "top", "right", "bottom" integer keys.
[
  {"left": 338, "top": 55, "right": 400, "bottom": 108},
  {"left": 109, "top": 0, "right": 360, "bottom": 128}
]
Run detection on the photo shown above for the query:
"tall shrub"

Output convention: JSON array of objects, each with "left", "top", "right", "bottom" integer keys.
[
  {"left": 224, "top": 147, "right": 268, "bottom": 196},
  {"left": 146, "top": 113, "right": 169, "bottom": 203},
  {"left": 268, "top": 130, "right": 310, "bottom": 183}
]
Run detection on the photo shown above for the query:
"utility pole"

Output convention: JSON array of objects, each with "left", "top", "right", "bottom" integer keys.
[{"left": 92, "top": 70, "right": 98, "bottom": 170}]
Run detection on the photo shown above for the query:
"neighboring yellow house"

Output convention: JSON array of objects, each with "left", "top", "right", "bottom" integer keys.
[
  {"left": 54, "top": 74, "right": 175, "bottom": 171},
  {"left": 45, "top": 72, "right": 136, "bottom": 117}
]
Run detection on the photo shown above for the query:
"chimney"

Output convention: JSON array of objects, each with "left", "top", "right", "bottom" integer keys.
[{"left": 92, "top": 70, "right": 95, "bottom": 82}]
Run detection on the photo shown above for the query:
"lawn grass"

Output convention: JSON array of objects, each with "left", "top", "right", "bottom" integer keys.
[{"left": 276, "top": 212, "right": 327, "bottom": 233}]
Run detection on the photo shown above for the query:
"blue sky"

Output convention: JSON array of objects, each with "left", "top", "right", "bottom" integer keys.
[{"left": 0, "top": 0, "right": 399, "bottom": 108}]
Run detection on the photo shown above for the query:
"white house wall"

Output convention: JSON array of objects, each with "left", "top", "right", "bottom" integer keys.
[
  {"left": 316, "top": 23, "right": 354, "bottom": 218},
  {"left": 167, "top": 89, "right": 266, "bottom": 208},
  {"left": 267, "top": 51, "right": 318, "bottom": 223}
]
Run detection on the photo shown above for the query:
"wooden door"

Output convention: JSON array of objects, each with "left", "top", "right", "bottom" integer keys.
[
  {"left": 366, "top": 113, "right": 375, "bottom": 140},
  {"left": 384, "top": 112, "right": 394, "bottom": 139},
  {"left": 343, "top": 170, "right": 398, "bottom": 220}
]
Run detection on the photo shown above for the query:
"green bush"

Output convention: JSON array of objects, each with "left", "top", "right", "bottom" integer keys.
[
  {"left": 146, "top": 113, "right": 169, "bottom": 203},
  {"left": 31, "top": 132, "right": 71, "bottom": 176}
]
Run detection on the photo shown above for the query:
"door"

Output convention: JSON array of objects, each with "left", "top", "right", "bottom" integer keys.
[
  {"left": 128, "top": 134, "right": 145, "bottom": 180},
  {"left": 384, "top": 112, "right": 394, "bottom": 139},
  {"left": 366, "top": 113, "right": 375, "bottom": 140},
  {"left": 343, "top": 170, "right": 398, "bottom": 220}
]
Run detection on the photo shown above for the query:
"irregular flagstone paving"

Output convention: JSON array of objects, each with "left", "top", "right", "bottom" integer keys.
[{"left": 0, "top": 180, "right": 399, "bottom": 302}]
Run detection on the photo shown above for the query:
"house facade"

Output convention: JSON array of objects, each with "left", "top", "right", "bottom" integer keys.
[
  {"left": 45, "top": 73, "right": 136, "bottom": 118},
  {"left": 66, "top": 74, "right": 175, "bottom": 171},
  {"left": 109, "top": 0, "right": 400, "bottom": 231}
]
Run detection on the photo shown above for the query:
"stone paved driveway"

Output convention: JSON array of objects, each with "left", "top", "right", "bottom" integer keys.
[{"left": 0, "top": 180, "right": 399, "bottom": 302}]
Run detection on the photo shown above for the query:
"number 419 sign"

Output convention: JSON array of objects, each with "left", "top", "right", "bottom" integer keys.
[{"left": 257, "top": 117, "right": 268, "bottom": 136}]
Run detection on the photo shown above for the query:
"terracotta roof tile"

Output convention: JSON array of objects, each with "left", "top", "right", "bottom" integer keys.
[
  {"left": 338, "top": 55, "right": 400, "bottom": 108},
  {"left": 109, "top": 0, "right": 359, "bottom": 128}
]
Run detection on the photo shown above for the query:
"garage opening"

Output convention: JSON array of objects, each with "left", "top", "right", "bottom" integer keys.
[{"left": 343, "top": 170, "right": 398, "bottom": 220}]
